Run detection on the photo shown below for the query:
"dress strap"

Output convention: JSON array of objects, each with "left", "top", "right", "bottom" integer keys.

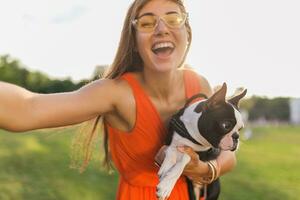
[
  {"left": 120, "top": 72, "right": 166, "bottom": 140},
  {"left": 183, "top": 69, "right": 202, "bottom": 99}
]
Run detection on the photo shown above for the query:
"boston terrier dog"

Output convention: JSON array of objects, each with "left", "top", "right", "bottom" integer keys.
[{"left": 156, "top": 83, "right": 247, "bottom": 200}]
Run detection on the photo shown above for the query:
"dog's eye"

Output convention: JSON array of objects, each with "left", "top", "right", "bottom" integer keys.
[{"left": 220, "top": 120, "right": 233, "bottom": 131}]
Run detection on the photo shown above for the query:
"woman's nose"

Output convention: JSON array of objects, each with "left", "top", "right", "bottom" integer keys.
[{"left": 154, "top": 19, "right": 170, "bottom": 36}]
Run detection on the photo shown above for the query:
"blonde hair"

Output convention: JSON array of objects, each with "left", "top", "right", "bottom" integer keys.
[{"left": 71, "top": 0, "right": 192, "bottom": 172}]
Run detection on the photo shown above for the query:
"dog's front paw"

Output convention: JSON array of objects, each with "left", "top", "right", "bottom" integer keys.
[
  {"left": 156, "top": 177, "right": 177, "bottom": 200},
  {"left": 158, "top": 163, "right": 170, "bottom": 178},
  {"left": 156, "top": 182, "right": 171, "bottom": 200},
  {"left": 158, "top": 147, "right": 177, "bottom": 178},
  {"left": 158, "top": 159, "right": 176, "bottom": 179}
]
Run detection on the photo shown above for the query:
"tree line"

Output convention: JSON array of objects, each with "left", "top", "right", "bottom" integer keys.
[
  {"left": 240, "top": 96, "right": 290, "bottom": 122},
  {"left": 0, "top": 55, "right": 291, "bottom": 122}
]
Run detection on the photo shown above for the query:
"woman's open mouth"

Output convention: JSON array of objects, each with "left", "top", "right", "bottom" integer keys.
[{"left": 151, "top": 42, "right": 175, "bottom": 59}]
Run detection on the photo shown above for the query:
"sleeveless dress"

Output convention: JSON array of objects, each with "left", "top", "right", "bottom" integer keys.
[{"left": 106, "top": 69, "right": 202, "bottom": 200}]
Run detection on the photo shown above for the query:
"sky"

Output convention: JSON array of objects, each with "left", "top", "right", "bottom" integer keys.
[{"left": 0, "top": 0, "right": 299, "bottom": 98}]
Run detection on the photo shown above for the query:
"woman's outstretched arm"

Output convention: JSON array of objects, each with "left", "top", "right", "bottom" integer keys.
[{"left": 0, "top": 79, "right": 117, "bottom": 132}]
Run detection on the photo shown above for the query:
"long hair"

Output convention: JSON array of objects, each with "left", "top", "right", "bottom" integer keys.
[{"left": 71, "top": 0, "right": 192, "bottom": 172}]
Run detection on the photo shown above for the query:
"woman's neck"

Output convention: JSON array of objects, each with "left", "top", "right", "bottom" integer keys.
[{"left": 140, "top": 68, "right": 184, "bottom": 101}]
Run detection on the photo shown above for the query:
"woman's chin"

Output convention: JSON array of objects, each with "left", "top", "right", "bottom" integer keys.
[
  {"left": 149, "top": 59, "right": 179, "bottom": 72},
  {"left": 150, "top": 63, "right": 177, "bottom": 73}
]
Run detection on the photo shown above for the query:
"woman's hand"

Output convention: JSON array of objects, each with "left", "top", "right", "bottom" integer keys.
[
  {"left": 177, "top": 146, "right": 210, "bottom": 184},
  {"left": 155, "top": 145, "right": 211, "bottom": 184},
  {"left": 155, "top": 145, "right": 233, "bottom": 185}
]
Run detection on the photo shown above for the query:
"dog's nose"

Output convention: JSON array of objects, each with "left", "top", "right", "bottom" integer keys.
[{"left": 232, "top": 132, "right": 239, "bottom": 140}]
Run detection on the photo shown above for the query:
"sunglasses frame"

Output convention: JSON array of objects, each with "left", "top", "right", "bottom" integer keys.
[{"left": 132, "top": 12, "right": 188, "bottom": 32}]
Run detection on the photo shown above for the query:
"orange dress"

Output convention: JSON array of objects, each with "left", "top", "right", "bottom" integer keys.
[{"left": 106, "top": 69, "right": 201, "bottom": 200}]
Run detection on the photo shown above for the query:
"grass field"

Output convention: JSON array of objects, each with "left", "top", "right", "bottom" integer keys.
[
  {"left": 0, "top": 125, "right": 299, "bottom": 200},
  {"left": 220, "top": 125, "right": 300, "bottom": 200}
]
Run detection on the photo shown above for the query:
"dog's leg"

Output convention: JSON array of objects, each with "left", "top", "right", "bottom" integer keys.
[
  {"left": 157, "top": 152, "right": 191, "bottom": 199},
  {"left": 158, "top": 146, "right": 177, "bottom": 178}
]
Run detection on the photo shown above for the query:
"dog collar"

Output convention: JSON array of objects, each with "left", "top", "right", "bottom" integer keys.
[{"left": 169, "top": 116, "right": 202, "bottom": 146}]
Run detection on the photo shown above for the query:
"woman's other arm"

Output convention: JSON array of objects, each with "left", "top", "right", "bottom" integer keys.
[{"left": 217, "top": 150, "right": 236, "bottom": 176}]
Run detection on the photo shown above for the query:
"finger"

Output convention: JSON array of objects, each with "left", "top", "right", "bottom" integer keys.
[
  {"left": 177, "top": 146, "right": 198, "bottom": 160},
  {"left": 194, "top": 180, "right": 205, "bottom": 185},
  {"left": 186, "top": 176, "right": 202, "bottom": 185},
  {"left": 177, "top": 146, "right": 194, "bottom": 155}
]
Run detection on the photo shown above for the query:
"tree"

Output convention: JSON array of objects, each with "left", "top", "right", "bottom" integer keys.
[
  {"left": 0, "top": 55, "right": 81, "bottom": 93},
  {"left": 0, "top": 55, "right": 29, "bottom": 87}
]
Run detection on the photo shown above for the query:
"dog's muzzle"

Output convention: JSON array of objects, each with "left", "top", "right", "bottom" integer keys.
[{"left": 219, "top": 132, "right": 239, "bottom": 151}]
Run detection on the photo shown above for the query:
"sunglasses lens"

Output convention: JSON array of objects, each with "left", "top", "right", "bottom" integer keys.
[
  {"left": 163, "top": 13, "right": 185, "bottom": 28},
  {"left": 135, "top": 15, "right": 157, "bottom": 32}
]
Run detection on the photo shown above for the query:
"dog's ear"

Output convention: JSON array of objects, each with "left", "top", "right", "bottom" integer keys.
[
  {"left": 228, "top": 89, "right": 247, "bottom": 109},
  {"left": 195, "top": 83, "right": 227, "bottom": 112},
  {"left": 208, "top": 82, "right": 227, "bottom": 107}
]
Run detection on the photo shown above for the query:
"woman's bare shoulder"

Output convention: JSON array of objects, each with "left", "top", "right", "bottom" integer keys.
[
  {"left": 92, "top": 75, "right": 135, "bottom": 104},
  {"left": 74, "top": 77, "right": 134, "bottom": 117},
  {"left": 84, "top": 76, "right": 132, "bottom": 96},
  {"left": 96, "top": 75, "right": 136, "bottom": 131},
  {"left": 197, "top": 74, "right": 212, "bottom": 97},
  {"left": 182, "top": 65, "right": 213, "bottom": 97}
]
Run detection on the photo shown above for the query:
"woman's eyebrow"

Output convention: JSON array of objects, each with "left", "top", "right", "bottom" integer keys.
[
  {"left": 137, "top": 11, "right": 180, "bottom": 18},
  {"left": 166, "top": 11, "right": 179, "bottom": 15},
  {"left": 137, "top": 12, "right": 155, "bottom": 18}
]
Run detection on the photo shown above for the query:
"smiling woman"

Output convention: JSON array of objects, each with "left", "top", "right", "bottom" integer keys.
[
  {"left": 133, "top": 0, "right": 190, "bottom": 74},
  {"left": 0, "top": 0, "right": 237, "bottom": 200}
]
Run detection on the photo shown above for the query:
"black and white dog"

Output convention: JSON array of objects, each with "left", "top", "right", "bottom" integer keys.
[{"left": 156, "top": 83, "right": 247, "bottom": 200}]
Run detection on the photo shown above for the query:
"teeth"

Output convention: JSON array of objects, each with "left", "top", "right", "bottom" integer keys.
[{"left": 152, "top": 42, "right": 174, "bottom": 51}]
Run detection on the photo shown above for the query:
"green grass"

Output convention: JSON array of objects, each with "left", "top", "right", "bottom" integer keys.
[
  {"left": 0, "top": 127, "right": 118, "bottom": 200},
  {"left": 220, "top": 125, "right": 300, "bottom": 200},
  {"left": 0, "top": 125, "right": 300, "bottom": 199}
]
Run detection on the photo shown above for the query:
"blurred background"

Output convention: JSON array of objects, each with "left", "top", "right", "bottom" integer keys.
[{"left": 0, "top": 0, "right": 299, "bottom": 199}]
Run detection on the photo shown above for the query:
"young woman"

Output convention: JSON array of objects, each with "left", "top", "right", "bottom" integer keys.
[{"left": 0, "top": 0, "right": 236, "bottom": 199}]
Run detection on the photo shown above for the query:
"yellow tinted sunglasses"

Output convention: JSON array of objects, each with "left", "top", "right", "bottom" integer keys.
[{"left": 132, "top": 13, "right": 188, "bottom": 33}]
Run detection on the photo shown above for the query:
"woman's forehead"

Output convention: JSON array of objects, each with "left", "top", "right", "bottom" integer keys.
[{"left": 138, "top": 0, "right": 181, "bottom": 17}]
